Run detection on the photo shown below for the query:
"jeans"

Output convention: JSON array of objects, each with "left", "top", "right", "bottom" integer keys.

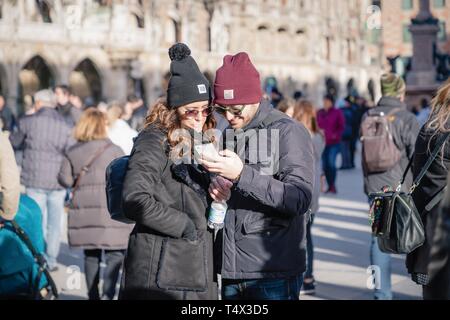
[
  {"left": 305, "top": 214, "right": 315, "bottom": 279},
  {"left": 322, "top": 143, "right": 340, "bottom": 188},
  {"left": 222, "top": 275, "right": 304, "bottom": 300},
  {"left": 26, "top": 188, "right": 66, "bottom": 269},
  {"left": 370, "top": 236, "right": 392, "bottom": 300},
  {"left": 84, "top": 249, "right": 126, "bottom": 300}
]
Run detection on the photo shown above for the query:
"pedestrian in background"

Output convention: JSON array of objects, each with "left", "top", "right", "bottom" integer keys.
[
  {"left": 317, "top": 94, "right": 345, "bottom": 194},
  {"left": 340, "top": 97, "right": 357, "bottom": 169},
  {"left": 293, "top": 99, "right": 325, "bottom": 295},
  {"left": 361, "top": 73, "right": 420, "bottom": 299},
  {"left": 58, "top": 108, "right": 132, "bottom": 300},
  {"left": 106, "top": 102, "right": 138, "bottom": 155},
  {"left": 123, "top": 94, "right": 147, "bottom": 132},
  {"left": 406, "top": 79, "right": 450, "bottom": 299},
  {"left": 277, "top": 98, "right": 295, "bottom": 118},
  {"left": 0, "top": 95, "right": 16, "bottom": 133},
  {"left": 9, "top": 89, "right": 74, "bottom": 271},
  {"left": 54, "top": 85, "right": 82, "bottom": 127}
]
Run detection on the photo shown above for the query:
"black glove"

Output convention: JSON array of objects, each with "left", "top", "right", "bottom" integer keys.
[{"left": 182, "top": 219, "right": 198, "bottom": 241}]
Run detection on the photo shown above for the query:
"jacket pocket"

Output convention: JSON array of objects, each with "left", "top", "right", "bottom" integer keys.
[
  {"left": 156, "top": 237, "right": 207, "bottom": 292},
  {"left": 243, "top": 214, "right": 291, "bottom": 234}
]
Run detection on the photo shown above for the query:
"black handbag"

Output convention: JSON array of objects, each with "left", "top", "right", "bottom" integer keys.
[{"left": 369, "top": 131, "right": 450, "bottom": 254}]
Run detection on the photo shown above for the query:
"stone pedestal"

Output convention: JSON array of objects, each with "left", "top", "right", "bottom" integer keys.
[{"left": 405, "top": 0, "right": 440, "bottom": 109}]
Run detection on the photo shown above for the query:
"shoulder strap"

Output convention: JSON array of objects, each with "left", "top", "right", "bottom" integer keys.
[
  {"left": 10, "top": 220, "right": 58, "bottom": 299},
  {"left": 408, "top": 132, "right": 450, "bottom": 194},
  {"left": 72, "top": 141, "right": 114, "bottom": 192}
]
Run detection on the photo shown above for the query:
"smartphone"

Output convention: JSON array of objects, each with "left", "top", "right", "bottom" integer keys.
[{"left": 194, "top": 143, "right": 220, "bottom": 162}]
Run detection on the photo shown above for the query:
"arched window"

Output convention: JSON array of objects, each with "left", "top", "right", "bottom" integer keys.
[{"left": 70, "top": 59, "right": 102, "bottom": 104}]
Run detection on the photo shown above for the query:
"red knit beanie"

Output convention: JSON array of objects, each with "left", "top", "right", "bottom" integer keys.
[{"left": 214, "top": 52, "right": 262, "bottom": 105}]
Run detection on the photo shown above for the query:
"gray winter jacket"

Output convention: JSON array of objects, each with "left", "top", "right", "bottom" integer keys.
[
  {"left": 10, "top": 107, "right": 74, "bottom": 190},
  {"left": 362, "top": 97, "right": 420, "bottom": 195},
  {"left": 217, "top": 100, "right": 314, "bottom": 280},
  {"left": 58, "top": 138, "right": 133, "bottom": 249}
]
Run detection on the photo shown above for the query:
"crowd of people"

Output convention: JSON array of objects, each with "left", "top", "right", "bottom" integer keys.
[{"left": 1, "top": 42, "right": 450, "bottom": 300}]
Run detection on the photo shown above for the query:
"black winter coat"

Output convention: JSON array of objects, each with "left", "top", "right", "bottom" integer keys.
[
  {"left": 427, "top": 170, "right": 450, "bottom": 299},
  {"left": 216, "top": 100, "right": 314, "bottom": 280},
  {"left": 118, "top": 125, "right": 217, "bottom": 300},
  {"left": 406, "top": 124, "right": 450, "bottom": 276}
]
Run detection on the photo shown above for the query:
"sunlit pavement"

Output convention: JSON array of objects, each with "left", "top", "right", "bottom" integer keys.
[
  {"left": 301, "top": 151, "right": 422, "bottom": 300},
  {"left": 50, "top": 149, "right": 422, "bottom": 300}
]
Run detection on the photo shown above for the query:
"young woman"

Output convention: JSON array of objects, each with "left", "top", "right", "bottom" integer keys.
[
  {"left": 118, "top": 43, "right": 228, "bottom": 300},
  {"left": 292, "top": 99, "right": 325, "bottom": 295},
  {"left": 406, "top": 79, "right": 450, "bottom": 299},
  {"left": 58, "top": 108, "right": 133, "bottom": 300}
]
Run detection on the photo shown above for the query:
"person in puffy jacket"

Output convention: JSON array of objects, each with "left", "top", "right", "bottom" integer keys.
[{"left": 119, "top": 43, "right": 224, "bottom": 300}]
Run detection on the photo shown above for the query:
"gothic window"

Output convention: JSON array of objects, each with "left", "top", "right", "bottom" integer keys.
[
  {"left": 402, "top": 23, "right": 412, "bottom": 43},
  {"left": 36, "top": 0, "right": 52, "bottom": 23}
]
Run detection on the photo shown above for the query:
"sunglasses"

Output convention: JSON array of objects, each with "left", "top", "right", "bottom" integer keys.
[
  {"left": 214, "top": 104, "right": 246, "bottom": 116},
  {"left": 182, "top": 106, "right": 213, "bottom": 118}
]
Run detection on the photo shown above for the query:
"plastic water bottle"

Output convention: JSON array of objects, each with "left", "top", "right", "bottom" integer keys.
[{"left": 207, "top": 201, "right": 227, "bottom": 230}]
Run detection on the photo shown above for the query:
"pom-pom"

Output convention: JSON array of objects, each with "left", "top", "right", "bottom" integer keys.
[{"left": 168, "top": 43, "right": 191, "bottom": 61}]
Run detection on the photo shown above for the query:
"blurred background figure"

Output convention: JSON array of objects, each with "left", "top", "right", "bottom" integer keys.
[
  {"left": 70, "top": 93, "right": 84, "bottom": 111},
  {"left": 340, "top": 96, "right": 358, "bottom": 170},
  {"left": 416, "top": 98, "right": 431, "bottom": 128},
  {"left": 97, "top": 101, "right": 108, "bottom": 113},
  {"left": 54, "top": 85, "right": 82, "bottom": 127},
  {"left": 0, "top": 94, "right": 16, "bottom": 133},
  {"left": 277, "top": 98, "right": 295, "bottom": 118},
  {"left": 9, "top": 89, "right": 74, "bottom": 271},
  {"left": 317, "top": 94, "right": 345, "bottom": 194},
  {"left": 106, "top": 102, "right": 137, "bottom": 155},
  {"left": 270, "top": 87, "right": 284, "bottom": 108},
  {"left": 58, "top": 108, "right": 132, "bottom": 300},
  {"left": 123, "top": 94, "right": 147, "bottom": 132},
  {"left": 292, "top": 99, "right": 325, "bottom": 296}
]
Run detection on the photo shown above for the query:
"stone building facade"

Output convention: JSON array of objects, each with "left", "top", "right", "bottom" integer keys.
[
  {"left": 380, "top": 0, "right": 450, "bottom": 72},
  {"left": 0, "top": 0, "right": 382, "bottom": 115}
]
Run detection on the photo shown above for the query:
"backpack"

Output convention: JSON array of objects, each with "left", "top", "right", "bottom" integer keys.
[
  {"left": 360, "top": 108, "right": 402, "bottom": 173},
  {"left": 105, "top": 155, "right": 134, "bottom": 224}
]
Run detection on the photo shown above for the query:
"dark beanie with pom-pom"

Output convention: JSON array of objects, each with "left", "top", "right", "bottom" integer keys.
[{"left": 167, "top": 43, "right": 212, "bottom": 108}]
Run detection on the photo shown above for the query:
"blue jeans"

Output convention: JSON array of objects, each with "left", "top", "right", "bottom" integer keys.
[
  {"left": 222, "top": 275, "right": 304, "bottom": 300},
  {"left": 26, "top": 188, "right": 66, "bottom": 269},
  {"left": 370, "top": 236, "right": 392, "bottom": 300},
  {"left": 322, "top": 143, "right": 340, "bottom": 188},
  {"left": 305, "top": 214, "right": 314, "bottom": 279}
]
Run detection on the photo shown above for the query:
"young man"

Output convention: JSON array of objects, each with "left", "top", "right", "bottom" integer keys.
[{"left": 199, "top": 52, "right": 314, "bottom": 300}]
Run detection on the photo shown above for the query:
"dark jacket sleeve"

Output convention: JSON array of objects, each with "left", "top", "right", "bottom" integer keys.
[
  {"left": 234, "top": 120, "right": 314, "bottom": 217},
  {"left": 427, "top": 171, "right": 450, "bottom": 299},
  {"left": 400, "top": 112, "right": 420, "bottom": 159},
  {"left": 336, "top": 109, "right": 346, "bottom": 138},
  {"left": 9, "top": 117, "right": 27, "bottom": 150},
  {"left": 58, "top": 155, "right": 74, "bottom": 188},
  {"left": 122, "top": 128, "right": 195, "bottom": 238}
]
